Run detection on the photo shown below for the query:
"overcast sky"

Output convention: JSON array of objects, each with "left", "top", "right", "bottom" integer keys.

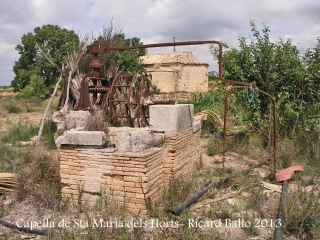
[{"left": 0, "top": 0, "right": 319, "bottom": 86}]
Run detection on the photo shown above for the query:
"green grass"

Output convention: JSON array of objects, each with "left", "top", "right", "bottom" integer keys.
[
  {"left": 1, "top": 122, "right": 38, "bottom": 145},
  {"left": 0, "top": 86, "right": 11, "bottom": 89},
  {"left": 0, "top": 95, "right": 45, "bottom": 114},
  {"left": 4, "top": 102, "right": 22, "bottom": 113},
  {"left": 41, "top": 120, "right": 57, "bottom": 150},
  {"left": 207, "top": 141, "right": 217, "bottom": 156}
]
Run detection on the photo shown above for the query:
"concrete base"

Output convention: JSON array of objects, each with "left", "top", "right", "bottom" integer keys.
[{"left": 149, "top": 104, "right": 194, "bottom": 132}]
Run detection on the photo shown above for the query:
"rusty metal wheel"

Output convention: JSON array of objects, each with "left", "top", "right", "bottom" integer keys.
[
  {"left": 130, "top": 71, "right": 154, "bottom": 127},
  {"left": 108, "top": 72, "right": 134, "bottom": 126}
]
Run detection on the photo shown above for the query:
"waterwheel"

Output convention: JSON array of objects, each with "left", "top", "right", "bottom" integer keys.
[
  {"left": 107, "top": 71, "right": 153, "bottom": 127},
  {"left": 130, "top": 71, "right": 153, "bottom": 127}
]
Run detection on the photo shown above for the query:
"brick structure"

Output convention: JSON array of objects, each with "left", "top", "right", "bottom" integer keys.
[
  {"left": 140, "top": 52, "right": 209, "bottom": 93},
  {"left": 57, "top": 105, "right": 203, "bottom": 216}
]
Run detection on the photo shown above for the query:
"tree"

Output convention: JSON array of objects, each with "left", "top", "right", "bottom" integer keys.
[
  {"left": 303, "top": 37, "right": 320, "bottom": 105},
  {"left": 116, "top": 35, "right": 146, "bottom": 73},
  {"left": 11, "top": 25, "right": 79, "bottom": 92},
  {"left": 300, "top": 38, "right": 320, "bottom": 132},
  {"left": 210, "top": 20, "right": 319, "bottom": 137}
]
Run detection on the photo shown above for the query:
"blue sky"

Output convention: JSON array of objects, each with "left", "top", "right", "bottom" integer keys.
[{"left": 0, "top": 0, "right": 319, "bottom": 86}]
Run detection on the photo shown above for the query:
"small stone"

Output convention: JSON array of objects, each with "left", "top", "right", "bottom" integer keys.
[
  {"left": 20, "top": 235, "right": 36, "bottom": 239},
  {"left": 3, "top": 198, "right": 12, "bottom": 206},
  {"left": 227, "top": 198, "right": 236, "bottom": 206},
  {"left": 241, "top": 192, "right": 251, "bottom": 198},
  {"left": 44, "top": 213, "right": 52, "bottom": 219},
  {"left": 215, "top": 210, "right": 222, "bottom": 215},
  {"left": 305, "top": 186, "right": 314, "bottom": 193}
]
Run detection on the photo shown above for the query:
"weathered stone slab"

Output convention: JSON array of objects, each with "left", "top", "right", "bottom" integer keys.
[
  {"left": 192, "top": 120, "right": 201, "bottom": 133},
  {"left": 65, "top": 110, "right": 91, "bottom": 130},
  {"left": 131, "top": 130, "right": 153, "bottom": 153},
  {"left": 116, "top": 131, "right": 132, "bottom": 152},
  {"left": 149, "top": 104, "right": 194, "bottom": 132},
  {"left": 56, "top": 131, "right": 108, "bottom": 146}
]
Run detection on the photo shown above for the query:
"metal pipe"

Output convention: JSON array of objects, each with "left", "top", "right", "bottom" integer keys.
[
  {"left": 103, "top": 40, "right": 254, "bottom": 87},
  {"left": 172, "top": 181, "right": 221, "bottom": 215},
  {"left": 0, "top": 219, "right": 47, "bottom": 235},
  {"left": 77, "top": 40, "right": 258, "bottom": 110},
  {"left": 274, "top": 180, "right": 288, "bottom": 240},
  {"left": 172, "top": 161, "right": 265, "bottom": 215}
]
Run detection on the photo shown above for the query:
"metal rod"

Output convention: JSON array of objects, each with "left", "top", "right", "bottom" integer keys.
[
  {"left": 77, "top": 40, "right": 258, "bottom": 111},
  {"left": 102, "top": 40, "right": 254, "bottom": 87}
]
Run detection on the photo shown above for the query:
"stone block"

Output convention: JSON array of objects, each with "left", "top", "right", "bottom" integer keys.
[
  {"left": 116, "top": 131, "right": 132, "bottom": 152},
  {"left": 131, "top": 130, "right": 152, "bottom": 153},
  {"left": 56, "top": 131, "right": 108, "bottom": 146},
  {"left": 108, "top": 127, "right": 132, "bottom": 147},
  {"left": 149, "top": 104, "right": 194, "bottom": 132},
  {"left": 65, "top": 110, "right": 91, "bottom": 130},
  {"left": 192, "top": 119, "right": 202, "bottom": 133}
]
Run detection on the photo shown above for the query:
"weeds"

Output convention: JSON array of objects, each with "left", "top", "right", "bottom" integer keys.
[
  {"left": 15, "top": 144, "right": 61, "bottom": 209},
  {"left": 1, "top": 122, "right": 38, "bottom": 145},
  {"left": 0, "top": 88, "right": 319, "bottom": 240},
  {"left": 162, "top": 177, "right": 195, "bottom": 213},
  {"left": 41, "top": 119, "right": 57, "bottom": 150},
  {"left": 0, "top": 95, "right": 45, "bottom": 114},
  {"left": 85, "top": 110, "right": 109, "bottom": 133},
  {"left": 285, "top": 188, "right": 320, "bottom": 239},
  {"left": 4, "top": 102, "right": 22, "bottom": 113}
]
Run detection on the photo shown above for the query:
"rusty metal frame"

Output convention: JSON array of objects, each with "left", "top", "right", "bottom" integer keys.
[
  {"left": 222, "top": 85, "right": 277, "bottom": 174},
  {"left": 107, "top": 40, "right": 255, "bottom": 87}
]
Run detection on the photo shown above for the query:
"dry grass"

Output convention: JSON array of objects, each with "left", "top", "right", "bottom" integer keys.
[
  {"left": 284, "top": 188, "right": 320, "bottom": 239},
  {"left": 15, "top": 144, "right": 61, "bottom": 209},
  {"left": 0, "top": 95, "right": 46, "bottom": 114},
  {"left": 85, "top": 110, "right": 109, "bottom": 134}
]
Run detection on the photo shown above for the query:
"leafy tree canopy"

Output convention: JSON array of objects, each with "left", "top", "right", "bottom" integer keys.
[
  {"left": 116, "top": 34, "right": 146, "bottom": 73},
  {"left": 210, "top": 20, "right": 320, "bottom": 137},
  {"left": 11, "top": 24, "right": 79, "bottom": 92}
]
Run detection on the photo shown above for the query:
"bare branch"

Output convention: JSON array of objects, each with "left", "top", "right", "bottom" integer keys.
[
  {"left": 36, "top": 66, "right": 64, "bottom": 143},
  {"left": 35, "top": 43, "right": 66, "bottom": 77}
]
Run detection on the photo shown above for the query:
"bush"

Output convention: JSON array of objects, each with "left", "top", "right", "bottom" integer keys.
[
  {"left": 152, "top": 84, "right": 161, "bottom": 94},
  {"left": 20, "top": 74, "right": 46, "bottom": 98},
  {"left": 207, "top": 142, "right": 217, "bottom": 156}
]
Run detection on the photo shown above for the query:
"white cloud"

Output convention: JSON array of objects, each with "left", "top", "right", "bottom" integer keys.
[{"left": 0, "top": 0, "right": 319, "bottom": 86}]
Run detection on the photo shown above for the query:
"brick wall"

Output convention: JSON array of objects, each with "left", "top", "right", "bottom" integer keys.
[
  {"left": 164, "top": 127, "right": 201, "bottom": 184},
  {"left": 59, "top": 125, "right": 201, "bottom": 216}
]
